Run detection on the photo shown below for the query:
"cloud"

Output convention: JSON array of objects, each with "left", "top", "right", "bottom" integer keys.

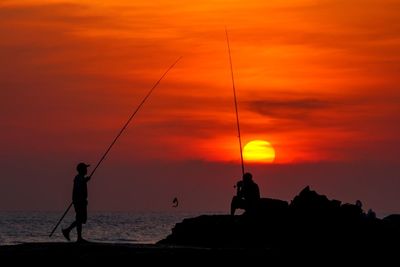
[
  {"left": 246, "top": 98, "right": 333, "bottom": 120},
  {"left": 0, "top": 0, "right": 399, "bottom": 166},
  {"left": 0, "top": 0, "right": 399, "bottom": 214}
]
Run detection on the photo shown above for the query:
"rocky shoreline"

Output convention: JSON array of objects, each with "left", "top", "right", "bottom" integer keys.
[
  {"left": 159, "top": 186, "right": 400, "bottom": 250},
  {"left": 1, "top": 187, "right": 399, "bottom": 264}
]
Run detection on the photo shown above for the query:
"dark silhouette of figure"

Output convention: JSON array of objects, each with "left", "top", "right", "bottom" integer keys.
[
  {"left": 62, "top": 163, "right": 91, "bottom": 243},
  {"left": 230, "top": 172, "right": 260, "bottom": 215},
  {"left": 172, "top": 197, "right": 179, "bottom": 208}
]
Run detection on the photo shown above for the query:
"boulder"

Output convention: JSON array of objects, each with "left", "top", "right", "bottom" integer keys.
[{"left": 158, "top": 186, "right": 400, "bottom": 250}]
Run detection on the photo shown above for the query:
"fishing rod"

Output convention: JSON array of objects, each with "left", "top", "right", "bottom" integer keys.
[
  {"left": 49, "top": 56, "right": 182, "bottom": 237},
  {"left": 225, "top": 28, "right": 245, "bottom": 176}
]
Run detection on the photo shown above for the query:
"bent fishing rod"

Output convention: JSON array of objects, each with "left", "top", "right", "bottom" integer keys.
[
  {"left": 225, "top": 28, "right": 245, "bottom": 176},
  {"left": 49, "top": 57, "right": 182, "bottom": 237}
]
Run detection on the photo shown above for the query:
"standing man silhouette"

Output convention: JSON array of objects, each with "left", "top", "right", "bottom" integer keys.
[{"left": 62, "top": 162, "right": 91, "bottom": 243}]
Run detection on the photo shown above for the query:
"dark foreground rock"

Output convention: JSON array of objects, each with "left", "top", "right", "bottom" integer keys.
[
  {"left": 159, "top": 186, "right": 400, "bottom": 254},
  {"left": 0, "top": 242, "right": 278, "bottom": 264},
  {"left": 1, "top": 240, "right": 397, "bottom": 265}
]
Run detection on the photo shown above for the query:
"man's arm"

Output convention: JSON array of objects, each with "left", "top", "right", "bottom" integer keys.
[
  {"left": 255, "top": 184, "right": 260, "bottom": 200},
  {"left": 236, "top": 180, "right": 243, "bottom": 197},
  {"left": 85, "top": 176, "right": 92, "bottom": 182}
]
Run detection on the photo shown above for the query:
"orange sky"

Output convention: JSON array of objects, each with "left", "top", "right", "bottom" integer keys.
[{"left": 0, "top": 0, "right": 399, "bottom": 212}]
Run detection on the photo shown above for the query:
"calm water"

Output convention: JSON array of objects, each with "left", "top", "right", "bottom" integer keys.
[{"left": 0, "top": 211, "right": 223, "bottom": 245}]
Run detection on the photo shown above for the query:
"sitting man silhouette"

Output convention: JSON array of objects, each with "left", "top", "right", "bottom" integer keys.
[
  {"left": 62, "top": 162, "right": 91, "bottom": 243},
  {"left": 231, "top": 172, "right": 260, "bottom": 216}
]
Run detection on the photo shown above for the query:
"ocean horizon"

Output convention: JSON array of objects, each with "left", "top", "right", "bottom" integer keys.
[{"left": 0, "top": 211, "right": 225, "bottom": 246}]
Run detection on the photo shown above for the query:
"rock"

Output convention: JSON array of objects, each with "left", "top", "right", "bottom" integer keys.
[
  {"left": 255, "top": 198, "right": 289, "bottom": 218},
  {"left": 383, "top": 214, "right": 400, "bottom": 227},
  {"left": 159, "top": 186, "right": 400, "bottom": 250}
]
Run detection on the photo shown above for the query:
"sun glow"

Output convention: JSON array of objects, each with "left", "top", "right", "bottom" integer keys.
[{"left": 243, "top": 140, "right": 276, "bottom": 163}]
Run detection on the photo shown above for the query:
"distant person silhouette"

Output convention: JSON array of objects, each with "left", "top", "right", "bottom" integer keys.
[
  {"left": 231, "top": 172, "right": 260, "bottom": 216},
  {"left": 62, "top": 163, "right": 91, "bottom": 243}
]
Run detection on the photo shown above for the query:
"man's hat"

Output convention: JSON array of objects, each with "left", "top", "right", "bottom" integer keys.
[{"left": 76, "top": 162, "right": 90, "bottom": 172}]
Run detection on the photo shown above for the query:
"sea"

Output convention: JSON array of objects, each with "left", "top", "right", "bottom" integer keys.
[{"left": 0, "top": 211, "right": 224, "bottom": 246}]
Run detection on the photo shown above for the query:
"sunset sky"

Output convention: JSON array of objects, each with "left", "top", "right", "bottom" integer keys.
[{"left": 1, "top": 0, "right": 399, "bottom": 214}]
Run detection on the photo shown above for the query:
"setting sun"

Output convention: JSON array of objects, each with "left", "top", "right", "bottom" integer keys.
[{"left": 243, "top": 140, "right": 276, "bottom": 163}]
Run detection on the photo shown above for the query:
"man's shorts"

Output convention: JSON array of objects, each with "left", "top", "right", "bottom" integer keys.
[{"left": 74, "top": 202, "right": 87, "bottom": 224}]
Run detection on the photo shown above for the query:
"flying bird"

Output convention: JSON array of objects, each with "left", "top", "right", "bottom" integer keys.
[{"left": 172, "top": 197, "right": 179, "bottom": 208}]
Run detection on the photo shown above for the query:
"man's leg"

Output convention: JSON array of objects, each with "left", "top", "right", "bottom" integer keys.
[
  {"left": 62, "top": 221, "right": 76, "bottom": 241},
  {"left": 67, "top": 221, "right": 77, "bottom": 230},
  {"left": 75, "top": 203, "right": 87, "bottom": 242},
  {"left": 231, "top": 196, "right": 238, "bottom": 216},
  {"left": 76, "top": 222, "right": 82, "bottom": 241}
]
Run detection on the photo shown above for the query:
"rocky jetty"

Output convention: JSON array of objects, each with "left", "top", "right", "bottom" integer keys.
[{"left": 159, "top": 186, "right": 400, "bottom": 252}]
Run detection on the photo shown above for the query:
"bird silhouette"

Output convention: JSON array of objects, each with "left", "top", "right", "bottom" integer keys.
[{"left": 172, "top": 197, "right": 179, "bottom": 208}]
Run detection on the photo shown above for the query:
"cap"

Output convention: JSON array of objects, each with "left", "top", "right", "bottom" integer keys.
[{"left": 76, "top": 162, "right": 90, "bottom": 172}]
